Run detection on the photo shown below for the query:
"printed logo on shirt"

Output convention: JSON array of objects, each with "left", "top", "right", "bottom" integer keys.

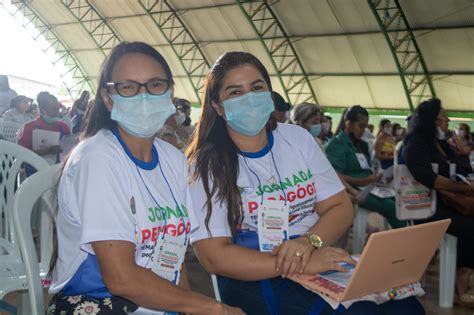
[
  {"left": 140, "top": 204, "right": 191, "bottom": 244},
  {"left": 242, "top": 168, "right": 318, "bottom": 229}
]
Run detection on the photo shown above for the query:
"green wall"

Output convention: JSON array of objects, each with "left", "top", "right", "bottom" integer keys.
[{"left": 189, "top": 103, "right": 474, "bottom": 133}]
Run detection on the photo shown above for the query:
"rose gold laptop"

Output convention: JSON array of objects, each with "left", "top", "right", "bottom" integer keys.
[{"left": 290, "top": 219, "right": 450, "bottom": 302}]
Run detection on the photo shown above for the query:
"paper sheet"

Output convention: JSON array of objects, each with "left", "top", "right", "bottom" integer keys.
[
  {"left": 32, "top": 129, "right": 60, "bottom": 150},
  {"left": 370, "top": 186, "right": 395, "bottom": 198}
]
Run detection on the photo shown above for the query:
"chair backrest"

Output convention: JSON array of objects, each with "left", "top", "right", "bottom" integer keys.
[
  {"left": 13, "top": 164, "right": 61, "bottom": 315},
  {"left": 0, "top": 140, "right": 49, "bottom": 254},
  {"left": 0, "top": 119, "right": 23, "bottom": 143}
]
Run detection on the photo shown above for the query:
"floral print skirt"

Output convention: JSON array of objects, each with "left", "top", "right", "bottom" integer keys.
[{"left": 47, "top": 293, "right": 138, "bottom": 315}]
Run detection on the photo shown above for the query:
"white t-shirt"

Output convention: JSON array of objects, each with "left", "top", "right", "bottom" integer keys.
[
  {"left": 50, "top": 129, "right": 196, "bottom": 314},
  {"left": 189, "top": 123, "right": 345, "bottom": 243}
]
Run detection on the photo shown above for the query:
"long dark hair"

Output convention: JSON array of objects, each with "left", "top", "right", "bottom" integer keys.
[
  {"left": 458, "top": 123, "right": 471, "bottom": 142},
  {"left": 335, "top": 105, "right": 370, "bottom": 155},
  {"left": 186, "top": 51, "right": 277, "bottom": 235},
  {"left": 335, "top": 105, "right": 369, "bottom": 135},
  {"left": 49, "top": 41, "right": 174, "bottom": 277},
  {"left": 377, "top": 119, "right": 391, "bottom": 135},
  {"left": 404, "top": 98, "right": 441, "bottom": 145},
  {"left": 82, "top": 41, "right": 174, "bottom": 139}
]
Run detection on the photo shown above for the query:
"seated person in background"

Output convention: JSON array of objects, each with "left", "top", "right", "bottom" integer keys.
[
  {"left": 272, "top": 91, "right": 291, "bottom": 123},
  {"left": 392, "top": 123, "right": 403, "bottom": 143},
  {"left": 326, "top": 106, "right": 406, "bottom": 229},
  {"left": 157, "top": 98, "right": 192, "bottom": 152},
  {"left": 367, "top": 123, "right": 374, "bottom": 135},
  {"left": 292, "top": 104, "right": 359, "bottom": 203},
  {"left": 394, "top": 115, "right": 413, "bottom": 165},
  {"left": 0, "top": 74, "right": 17, "bottom": 116},
  {"left": 403, "top": 98, "right": 474, "bottom": 307},
  {"left": 374, "top": 119, "right": 395, "bottom": 169},
  {"left": 19, "top": 91, "right": 70, "bottom": 164},
  {"left": 320, "top": 115, "right": 333, "bottom": 143},
  {"left": 290, "top": 102, "right": 324, "bottom": 149},
  {"left": 187, "top": 51, "right": 423, "bottom": 314},
  {"left": 69, "top": 90, "right": 90, "bottom": 134},
  {"left": 2, "top": 95, "right": 34, "bottom": 125},
  {"left": 58, "top": 102, "right": 73, "bottom": 132},
  {"left": 174, "top": 97, "right": 195, "bottom": 135},
  {"left": 448, "top": 123, "right": 473, "bottom": 174}
]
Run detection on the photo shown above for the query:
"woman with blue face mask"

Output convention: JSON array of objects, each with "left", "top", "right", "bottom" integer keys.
[
  {"left": 186, "top": 51, "right": 424, "bottom": 314},
  {"left": 290, "top": 102, "right": 324, "bottom": 150},
  {"left": 47, "top": 42, "right": 243, "bottom": 315}
]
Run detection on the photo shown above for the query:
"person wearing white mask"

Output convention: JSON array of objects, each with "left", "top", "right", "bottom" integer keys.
[
  {"left": 448, "top": 123, "right": 473, "bottom": 174},
  {"left": 272, "top": 91, "right": 291, "bottom": 123},
  {"left": 291, "top": 102, "right": 324, "bottom": 150},
  {"left": 186, "top": 51, "right": 424, "bottom": 314},
  {"left": 18, "top": 91, "right": 70, "bottom": 165},
  {"left": 157, "top": 99, "right": 191, "bottom": 152},
  {"left": 321, "top": 115, "right": 333, "bottom": 141},
  {"left": 374, "top": 119, "right": 396, "bottom": 169},
  {"left": 2, "top": 95, "right": 34, "bottom": 125},
  {"left": 47, "top": 42, "right": 243, "bottom": 315}
]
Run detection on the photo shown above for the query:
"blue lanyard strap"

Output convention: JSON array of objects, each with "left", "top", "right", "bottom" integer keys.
[
  {"left": 111, "top": 127, "right": 187, "bottom": 244},
  {"left": 242, "top": 147, "right": 288, "bottom": 206},
  {"left": 243, "top": 157, "right": 264, "bottom": 205},
  {"left": 136, "top": 166, "right": 167, "bottom": 240},
  {"left": 269, "top": 149, "right": 287, "bottom": 206}
]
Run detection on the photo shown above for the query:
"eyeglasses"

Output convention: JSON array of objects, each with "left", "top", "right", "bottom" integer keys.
[{"left": 106, "top": 79, "right": 169, "bottom": 97}]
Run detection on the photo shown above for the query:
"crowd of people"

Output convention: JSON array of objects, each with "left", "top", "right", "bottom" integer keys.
[{"left": 1, "top": 41, "right": 473, "bottom": 314}]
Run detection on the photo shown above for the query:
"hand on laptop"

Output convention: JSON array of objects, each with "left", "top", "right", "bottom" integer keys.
[{"left": 303, "top": 247, "right": 357, "bottom": 275}]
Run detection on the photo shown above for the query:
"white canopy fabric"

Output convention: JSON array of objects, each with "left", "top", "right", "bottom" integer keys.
[{"left": 5, "top": 0, "right": 474, "bottom": 112}]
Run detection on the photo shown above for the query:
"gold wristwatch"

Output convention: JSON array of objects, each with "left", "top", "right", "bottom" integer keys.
[{"left": 304, "top": 233, "right": 324, "bottom": 249}]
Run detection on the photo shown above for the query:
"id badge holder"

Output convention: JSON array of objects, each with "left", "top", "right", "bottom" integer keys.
[
  {"left": 356, "top": 153, "right": 370, "bottom": 170},
  {"left": 257, "top": 200, "right": 289, "bottom": 252},
  {"left": 152, "top": 235, "right": 186, "bottom": 284}
]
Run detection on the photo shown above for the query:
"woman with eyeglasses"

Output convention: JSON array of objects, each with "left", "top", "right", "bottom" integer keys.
[
  {"left": 186, "top": 51, "right": 424, "bottom": 314},
  {"left": 47, "top": 42, "right": 243, "bottom": 315}
]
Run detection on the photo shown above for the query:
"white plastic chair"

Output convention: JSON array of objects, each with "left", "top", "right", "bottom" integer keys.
[
  {"left": 352, "top": 205, "right": 370, "bottom": 254},
  {"left": 211, "top": 274, "right": 221, "bottom": 302},
  {"left": 11, "top": 164, "right": 60, "bottom": 314},
  {"left": 0, "top": 140, "right": 49, "bottom": 247},
  {"left": 439, "top": 234, "right": 457, "bottom": 308},
  {"left": 0, "top": 119, "right": 23, "bottom": 143},
  {"left": 352, "top": 205, "right": 389, "bottom": 254},
  {"left": 0, "top": 140, "right": 50, "bottom": 313}
]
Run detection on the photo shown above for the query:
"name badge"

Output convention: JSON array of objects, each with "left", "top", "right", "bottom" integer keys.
[
  {"left": 356, "top": 153, "right": 370, "bottom": 170},
  {"left": 152, "top": 235, "right": 187, "bottom": 284},
  {"left": 257, "top": 200, "right": 289, "bottom": 252}
]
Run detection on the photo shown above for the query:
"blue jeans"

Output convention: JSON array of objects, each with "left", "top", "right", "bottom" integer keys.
[{"left": 217, "top": 276, "right": 425, "bottom": 315}]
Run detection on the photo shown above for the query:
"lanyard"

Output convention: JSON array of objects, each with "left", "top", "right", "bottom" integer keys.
[
  {"left": 111, "top": 127, "right": 187, "bottom": 245},
  {"left": 242, "top": 146, "right": 288, "bottom": 205},
  {"left": 136, "top": 162, "right": 188, "bottom": 246}
]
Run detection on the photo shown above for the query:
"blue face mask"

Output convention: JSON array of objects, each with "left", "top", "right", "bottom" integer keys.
[
  {"left": 310, "top": 124, "right": 322, "bottom": 137},
  {"left": 111, "top": 90, "right": 175, "bottom": 138},
  {"left": 222, "top": 91, "right": 274, "bottom": 137}
]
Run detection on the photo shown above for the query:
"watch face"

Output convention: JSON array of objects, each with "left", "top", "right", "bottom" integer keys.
[{"left": 310, "top": 234, "right": 323, "bottom": 248}]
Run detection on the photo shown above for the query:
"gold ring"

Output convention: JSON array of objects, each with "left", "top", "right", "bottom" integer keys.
[{"left": 295, "top": 252, "right": 302, "bottom": 257}]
